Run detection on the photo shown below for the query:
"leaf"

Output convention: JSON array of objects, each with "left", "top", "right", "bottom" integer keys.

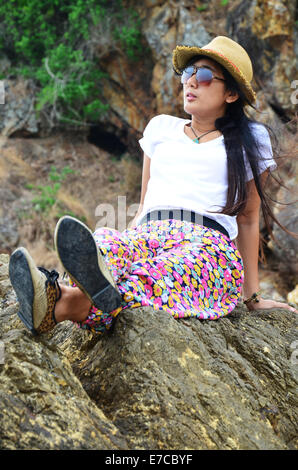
[{"left": 197, "top": 4, "right": 208, "bottom": 11}]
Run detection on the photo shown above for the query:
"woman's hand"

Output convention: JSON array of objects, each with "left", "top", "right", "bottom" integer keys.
[{"left": 245, "top": 297, "right": 298, "bottom": 313}]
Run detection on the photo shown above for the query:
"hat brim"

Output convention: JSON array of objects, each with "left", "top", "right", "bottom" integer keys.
[{"left": 172, "top": 45, "right": 256, "bottom": 105}]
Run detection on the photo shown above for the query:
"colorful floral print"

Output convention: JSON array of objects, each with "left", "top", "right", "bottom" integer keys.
[{"left": 70, "top": 219, "right": 244, "bottom": 333}]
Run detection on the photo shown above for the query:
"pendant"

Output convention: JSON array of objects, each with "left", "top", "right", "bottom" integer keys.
[{"left": 193, "top": 138, "right": 200, "bottom": 144}]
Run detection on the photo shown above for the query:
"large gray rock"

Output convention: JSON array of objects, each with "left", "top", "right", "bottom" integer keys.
[
  {"left": 270, "top": 206, "right": 298, "bottom": 281},
  {"left": 268, "top": 159, "right": 298, "bottom": 282},
  {"left": 227, "top": 0, "right": 297, "bottom": 117},
  {"left": 0, "top": 254, "right": 128, "bottom": 450},
  {"left": 0, "top": 79, "right": 39, "bottom": 137},
  {"left": 0, "top": 253, "right": 297, "bottom": 450}
]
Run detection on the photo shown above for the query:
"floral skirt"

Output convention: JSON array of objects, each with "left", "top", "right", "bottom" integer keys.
[{"left": 70, "top": 219, "right": 244, "bottom": 334}]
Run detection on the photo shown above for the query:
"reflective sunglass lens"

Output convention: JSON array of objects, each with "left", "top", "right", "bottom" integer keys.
[
  {"left": 196, "top": 69, "right": 213, "bottom": 84},
  {"left": 196, "top": 68, "right": 213, "bottom": 84},
  {"left": 181, "top": 66, "right": 213, "bottom": 85},
  {"left": 181, "top": 66, "right": 194, "bottom": 84}
]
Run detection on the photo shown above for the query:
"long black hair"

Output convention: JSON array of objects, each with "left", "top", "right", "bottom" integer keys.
[{"left": 178, "top": 55, "right": 297, "bottom": 259}]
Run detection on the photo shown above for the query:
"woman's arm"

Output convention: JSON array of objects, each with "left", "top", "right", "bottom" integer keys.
[
  {"left": 236, "top": 170, "right": 297, "bottom": 313},
  {"left": 236, "top": 175, "right": 262, "bottom": 301},
  {"left": 129, "top": 152, "right": 151, "bottom": 228}
]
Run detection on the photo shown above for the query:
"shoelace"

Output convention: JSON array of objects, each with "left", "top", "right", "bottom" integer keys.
[{"left": 37, "top": 267, "right": 62, "bottom": 301}]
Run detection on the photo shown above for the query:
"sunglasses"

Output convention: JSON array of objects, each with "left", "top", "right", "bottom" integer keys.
[{"left": 180, "top": 65, "right": 226, "bottom": 85}]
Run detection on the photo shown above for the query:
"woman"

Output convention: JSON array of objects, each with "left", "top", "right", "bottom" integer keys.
[{"left": 8, "top": 36, "right": 297, "bottom": 336}]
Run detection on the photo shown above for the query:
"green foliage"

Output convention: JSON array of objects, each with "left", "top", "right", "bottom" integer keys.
[
  {"left": 25, "top": 165, "right": 75, "bottom": 213},
  {"left": 0, "top": 0, "right": 143, "bottom": 126},
  {"left": 49, "top": 165, "right": 75, "bottom": 183},
  {"left": 32, "top": 183, "right": 61, "bottom": 212},
  {"left": 220, "top": 0, "right": 229, "bottom": 6},
  {"left": 113, "top": 9, "right": 143, "bottom": 60},
  {"left": 196, "top": 4, "right": 208, "bottom": 12},
  {"left": 34, "top": 45, "right": 109, "bottom": 122}
]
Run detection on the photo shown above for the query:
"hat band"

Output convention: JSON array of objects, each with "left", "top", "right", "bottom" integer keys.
[{"left": 203, "top": 48, "right": 242, "bottom": 75}]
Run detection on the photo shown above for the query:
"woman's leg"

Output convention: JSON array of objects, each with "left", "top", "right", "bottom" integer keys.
[
  {"left": 72, "top": 219, "right": 244, "bottom": 334},
  {"left": 54, "top": 218, "right": 244, "bottom": 334},
  {"left": 68, "top": 225, "right": 150, "bottom": 333},
  {"left": 66, "top": 221, "right": 177, "bottom": 333},
  {"left": 54, "top": 285, "right": 92, "bottom": 323}
]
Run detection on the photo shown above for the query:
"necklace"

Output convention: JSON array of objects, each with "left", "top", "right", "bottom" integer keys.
[{"left": 190, "top": 125, "right": 217, "bottom": 144}]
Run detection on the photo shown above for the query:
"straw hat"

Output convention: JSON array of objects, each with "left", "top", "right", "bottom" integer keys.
[{"left": 172, "top": 36, "right": 256, "bottom": 105}]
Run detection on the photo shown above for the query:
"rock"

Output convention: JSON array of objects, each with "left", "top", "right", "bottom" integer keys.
[
  {"left": 258, "top": 265, "right": 289, "bottom": 303},
  {"left": 288, "top": 285, "right": 298, "bottom": 305},
  {"left": 0, "top": 217, "right": 19, "bottom": 254},
  {"left": 95, "top": 1, "right": 212, "bottom": 135},
  {"left": 268, "top": 158, "right": 298, "bottom": 282},
  {"left": 96, "top": 0, "right": 297, "bottom": 147},
  {"left": 0, "top": 253, "right": 297, "bottom": 450},
  {"left": 142, "top": 2, "right": 211, "bottom": 116},
  {"left": 268, "top": 205, "right": 298, "bottom": 281},
  {"left": 1, "top": 1, "right": 296, "bottom": 155},
  {"left": 0, "top": 55, "right": 11, "bottom": 76},
  {"left": 54, "top": 308, "right": 298, "bottom": 450},
  {"left": 227, "top": 0, "right": 297, "bottom": 118},
  {"left": 0, "top": 254, "right": 128, "bottom": 450},
  {"left": 0, "top": 79, "right": 39, "bottom": 137}
]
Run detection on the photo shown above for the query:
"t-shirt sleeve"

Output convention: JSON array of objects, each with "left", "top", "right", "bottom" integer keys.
[
  {"left": 138, "top": 115, "right": 162, "bottom": 159},
  {"left": 244, "top": 124, "right": 277, "bottom": 182}
]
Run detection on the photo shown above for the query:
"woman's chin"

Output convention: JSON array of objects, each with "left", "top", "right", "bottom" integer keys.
[{"left": 184, "top": 102, "right": 198, "bottom": 115}]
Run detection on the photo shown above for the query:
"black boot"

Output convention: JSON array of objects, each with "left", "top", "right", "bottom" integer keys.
[
  {"left": 9, "top": 247, "right": 61, "bottom": 335},
  {"left": 54, "top": 216, "right": 122, "bottom": 312}
]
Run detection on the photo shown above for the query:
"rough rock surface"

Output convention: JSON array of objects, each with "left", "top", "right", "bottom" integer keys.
[
  {"left": 0, "top": 79, "right": 39, "bottom": 138},
  {"left": 270, "top": 206, "right": 298, "bottom": 279},
  {"left": 99, "top": 0, "right": 297, "bottom": 137},
  {"left": 269, "top": 159, "right": 298, "bottom": 282},
  {"left": 0, "top": 254, "right": 128, "bottom": 450},
  {"left": 227, "top": 0, "right": 297, "bottom": 118},
  {"left": 0, "top": 253, "right": 297, "bottom": 450},
  {"left": 0, "top": 1, "right": 296, "bottom": 142}
]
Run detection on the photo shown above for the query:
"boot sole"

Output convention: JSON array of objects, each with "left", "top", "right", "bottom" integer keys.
[
  {"left": 9, "top": 248, "right": 38, "bottom": 335},
  {"left": 54, "top": 216, "right": 122, "bottom": 312}
]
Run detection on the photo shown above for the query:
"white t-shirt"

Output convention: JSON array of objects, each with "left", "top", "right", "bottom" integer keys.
[{"left": 136, "top": 114, "right": 277, "bottom": 240}]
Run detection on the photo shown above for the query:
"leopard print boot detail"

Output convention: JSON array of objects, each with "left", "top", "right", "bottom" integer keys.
[
  {"left": 36, "top": 281, "right": 59, "bottom": 333},
  {"left": 9, "top": 248, "right": 62, "bottom": 335},
  {"left": 35, "top": 267, "right": 61, "bottom": 334}
]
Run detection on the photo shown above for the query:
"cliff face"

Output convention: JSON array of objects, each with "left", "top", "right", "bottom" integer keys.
[
  {"left": 1, "top": 1, "right": 296, "bottom": 146},
  {"left": 96, "top": 0, "right": 297, "bottom": 144},
  {"left": 0, "top": 254, "right": 297, "bottom": 450}
]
